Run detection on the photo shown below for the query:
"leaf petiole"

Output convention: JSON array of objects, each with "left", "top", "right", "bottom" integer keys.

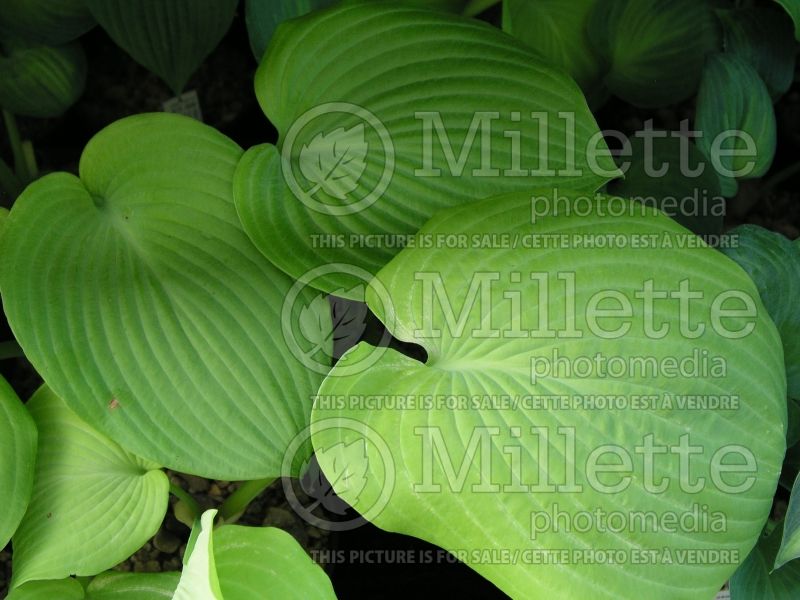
[{"left": 219, "top": 478, "right": 274, "bottom": 524}]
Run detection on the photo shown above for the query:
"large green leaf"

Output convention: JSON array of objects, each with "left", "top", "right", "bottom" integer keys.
[
  {"left": 0, "top": 41, "right": 87, "bottom": 118},
  {"left": 7, "top": 573, "right": 180, "bottom": 600},
  {"left": 0, "top": 0, "right": 95, "bottom": 45},
  {"left": 0, "top": 375, "right": 36, "bottom": 550},
  {"left": 234, "top": 2, "right": 619, "bottom": 300},
  {"left": 11, "top": 386, "right": 169, "bottom": 587},
  {"left": 720, "top": 225, "right": 800, "bottom": 399},
  {"left": 730, "top": 524, "right": 800, "bottom": 599},
  {"left": 502, "top": 0, "right": 606, "bottom": 106},
  {"left": 85, "top": 0, "right": 238, "bottom": 94},
  {"left": 0, "top": 113, "right": 331, "bottom": 479},
  {"left": 587, "top": 0, "right": 721, "bottom": 107},
  {"left": 173, "top": 509, "right": 336, "bottom": 599},
  {"left": 719, "top": 6, "right": 797, "bottom": 101},
  {"left": 607, "top": 133, "right": 724, "bottom": 238},
  {"left": 777, "top": 473, "right": 800, "bottom": 569},
  {"left": 774, "top": 0, "right": 800, "bottom": 41},
  {"left": 695, "top": 54, "right": 776, "bottom": 198},
  {"left": 312, "top": 191, "right": 786, "bottom": 599},
  {"left": 245, "top": 0, "right": 338, "bottom": 61}
]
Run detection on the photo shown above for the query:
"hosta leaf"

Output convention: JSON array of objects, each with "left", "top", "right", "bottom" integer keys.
[
  {"left": 11, "top": 386, "right": 169, "bottom": 587},
  {"left": 87, "top": 572, "right": 180, "bottom": 599},
  {"left": 587, "top": 0, "right": 721, "bottom": 107},
  {"left": 0, "top": 41, "right": 87, "bottom": 118},
  {"left": 777, "top": 473, "right": 800, "bottom": 569},
  {"left": 720, "top": 225, "right": 800, "bottom": 399},
  {"left": 173, "top": 510, "right": 222, "bottom": 600},
  {"left": 85, "top": 0, "right": 238, "bottom": 95},
  {"left": 0, "top": 113, "right": 331, "bottom": 479},
  {"left": 10, "top": 572, "right": 181, "bottom": 600},
  {"left": 234, "top": 2, "right": 619, "bottom": 299},
  {"left": 730, "top": 524, "right": 800, "bottom": 599},
  {"left": 502, "top": 0, "right": 607, "bottom": 106},
  {"left": 607, "top": 133, "right": 724, "bottom": 238},
  {"left": 0, "top": 375, "right": 36, "bottom": 549},
  {"left": 214, "top": 523, "right": 336, "bottom": 599},
  {"left": 0, "top": 0, "right": 95, "bottom": 46},
  {"left": 695, "top": 55, "right": 776, "bottom": 197},
  {"left": 245, "top": 0, "right": 338, "bottom": 61},
  {"left": 312, "top": 191, "right": 786, "bottom": 599},
  {"left": 6, "top": 579, "right": 85, "bottom": 600},
  {"left": 719, "top": 7, "right": 797, "bottom": 101},
  {"left": 774, "top": 0, "right": 800, "bottom": 41},
  {"left": 173, "top": 509, "right": 336, "bottom": 600}
]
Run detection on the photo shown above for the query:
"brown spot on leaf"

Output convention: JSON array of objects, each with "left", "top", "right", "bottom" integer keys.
[{"left": 109, "top": 398, "right": 120, "bottom": 410}]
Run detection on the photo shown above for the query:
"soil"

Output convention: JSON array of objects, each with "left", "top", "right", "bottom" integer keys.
[{"left": 0, "top": 4, "right": 798, "bottom": 600}]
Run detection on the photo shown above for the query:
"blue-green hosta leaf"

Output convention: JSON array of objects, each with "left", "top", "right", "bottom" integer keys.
[
  {"left": 173, "top": 509, "right": 336, "bottom": 600},
  {"left": 0, "top": 375, "right": 36, "bottom": 550},
  {"left": 85, "top": 0, "right": 238, "bottom": 95},
  {"left": 11, "top": 386, "right": 169, "bottom": 587},
  {"left": 721, "top": 225, "right": 800, "bottom": 399},
  {"left": 776, "top": 473, "right": 800, "bottom": 569},
  {"left": 8, "top": 573, "right": 180, "bottom": 600},
  {"left": 730, "top": 524, "right": 800, "bottom": 599},
  {"left": 587, "top": 0, "right": 721, "bottom": 107},
  {"left": 719, "top": 7, "right": 797, "bottom": 101},
  {"left": 0, "top": 0, "right": 95, "bottom": 45},
  {"left": 0, "top": 41, "right": 87, "bottom": 118},
  {"left": 695, "top": 55, "right": 777, "bottom": 197},
  {"left": 503, "top": 0, "right": 607, "bottom": 106},
  {"left": 234, "top": 2, "right": 619, "bottom": 300},
  {"left": 607, "top": 133, "right": 724, "bottom": 238},
  {"left": 0, "top": 113, "right": 331, "bottom": 479},
  {"left": 245, "top": 0, "right": 338, "bottom": 61},
  {"left": 312, "top": 191, "right": 786, "bottom": 599},
  {"left": 6, "top": 579, "right": 86, "bottom": 600},
  {"left": 774, "top": 0, "right": 800, "bottom": 41}
]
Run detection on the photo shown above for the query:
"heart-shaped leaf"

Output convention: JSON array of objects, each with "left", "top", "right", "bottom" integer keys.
[
  {"left": 11, "top": 386, "right": 169, "bottom": 588},
  {"left": 312, "top": 191, "right": 786, "bottom": 599},
  {"left": 234, "top": 2, "right": 619, "bottom": 299},
  {"left": 774, "top": 0, "right": 800, "bottom": 41},
  {"left": 0, "top": 0, "right": 95, "bottom": 46},
  {"left": 85, "top": 0, "right": 238, "bottom": 95},
  {"left": 730, "top": 523, "right": 800, "bottom": 599},
  {"left": 0, "top": 40, "right": 87, "bottom": 118},
  {"left": 174, "top": 509, "right": 336, "bottom": 599},
  {"left": 0, "top": 113, "right": 331, "bottom": 479},
  {"left": 695, "top": 55, "right": 776, "bottom": 197},
  {"left": 587, "top": 0, "right": 721, "bottom": 107},
  {"left": 607, "top": 133, "right": 724, "bottom": 238},
  {"left": 0, "top": 374, "right": 36, "bottom": 550},
  {"left": 721, "top": 225, "right": 800, "bottom": 399},
  {"left": 245, "top": 0, "right": 338, "bottom": 61},
  {"left": 503, "top": 0, "right": 607, "bottom": 106},
  {"left": 718, "top": 6, "right": 797, "bottom": 101}
]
